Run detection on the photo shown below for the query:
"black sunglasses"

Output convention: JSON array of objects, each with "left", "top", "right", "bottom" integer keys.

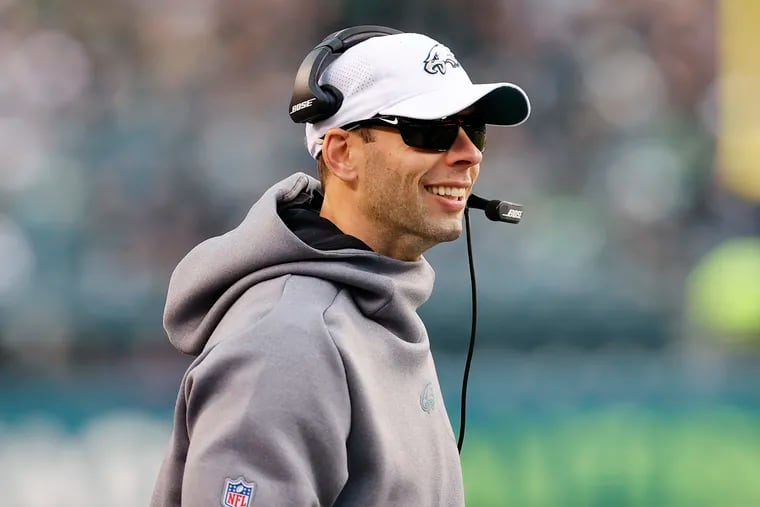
[{"left": 342, "top": 115, "right": 487, "bottom": 152}]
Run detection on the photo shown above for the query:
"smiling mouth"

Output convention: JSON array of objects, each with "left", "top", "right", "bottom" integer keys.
[{"left": 424, "top": 185, "right": 467, "bottom": 201}]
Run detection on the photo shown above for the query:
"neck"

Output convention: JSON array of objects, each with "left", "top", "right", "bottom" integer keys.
[{"left": 319, "top": 193, "right": 426, "bottom": 261}]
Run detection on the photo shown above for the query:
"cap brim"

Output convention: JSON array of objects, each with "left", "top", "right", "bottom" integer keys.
[{"left": 379, "top": 82, "right": 530, "bottom": 126}]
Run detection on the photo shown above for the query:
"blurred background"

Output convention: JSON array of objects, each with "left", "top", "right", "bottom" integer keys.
[{"left": 1, "top": 0, "right": 759, "bottom": 505}]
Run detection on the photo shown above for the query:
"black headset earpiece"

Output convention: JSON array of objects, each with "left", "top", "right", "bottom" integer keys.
[{"left": 289, "top": 25, "right": 403, "bottom": 124}]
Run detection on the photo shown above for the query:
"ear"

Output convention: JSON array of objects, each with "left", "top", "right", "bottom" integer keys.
[{"left": 321, "top": 128, "right": 359, "bottom": 183}]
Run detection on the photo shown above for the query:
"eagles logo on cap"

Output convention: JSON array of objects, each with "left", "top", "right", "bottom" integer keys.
[{"left": 423, "top": 44, "right": 461, "bottom": 75}]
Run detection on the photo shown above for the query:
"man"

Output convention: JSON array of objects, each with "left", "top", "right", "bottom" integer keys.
[{"left": 152, "top": 28, "right": 529, "bottom": 506}]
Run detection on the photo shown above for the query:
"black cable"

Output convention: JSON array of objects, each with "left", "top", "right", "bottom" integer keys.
[{"left": 457, "top": 207, "right": 478, "bottom": 454}]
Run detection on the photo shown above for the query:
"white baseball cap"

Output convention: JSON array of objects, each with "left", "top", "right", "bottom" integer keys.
[{"left": 305, "top": 32, "right": 530, "bottom": 159}]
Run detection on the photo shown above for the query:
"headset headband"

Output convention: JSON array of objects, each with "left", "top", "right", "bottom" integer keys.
[{"left": 288, "top": 25, "right": 403, "bottom": 124}]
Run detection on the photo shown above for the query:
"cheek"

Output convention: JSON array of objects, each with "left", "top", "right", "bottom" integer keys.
[
  {"left": 372, "top": 148, "right": 417, "bottom": 186},
  {"left": 364, "top": 134, "right": 439, "bottom": 190}
]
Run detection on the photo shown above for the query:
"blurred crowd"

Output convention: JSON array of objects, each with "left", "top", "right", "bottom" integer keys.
[{"left": 0, "top": 0, "right": 757, "bottom": 375}]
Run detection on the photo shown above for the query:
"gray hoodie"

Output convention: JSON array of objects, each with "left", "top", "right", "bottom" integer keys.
[{"left": 151, "top": 173, "right": 464, "bottom": 507}]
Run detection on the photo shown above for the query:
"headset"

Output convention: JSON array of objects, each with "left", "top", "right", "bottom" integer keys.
[
  {"left": 289, "top": 25, "right": 403, "bottom": 124},
  {"left": 289, "top": 25, "right": 524, "bottom": 453}
]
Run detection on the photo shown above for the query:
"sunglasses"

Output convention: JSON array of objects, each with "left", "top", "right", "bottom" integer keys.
[{"left": 342, "top": 115, "right": 487, "bottom": 152}]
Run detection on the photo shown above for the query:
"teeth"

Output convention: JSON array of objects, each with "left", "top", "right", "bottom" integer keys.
[{"left": 426, "top": 186, "right": 467, "bottom": 198}]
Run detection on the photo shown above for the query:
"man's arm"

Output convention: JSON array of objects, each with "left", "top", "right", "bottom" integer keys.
[{"left": 179, "top": 320, "right": 351, "bottom": 507}]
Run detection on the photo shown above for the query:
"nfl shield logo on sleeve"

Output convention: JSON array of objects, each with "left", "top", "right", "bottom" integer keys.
[{"left": 221, "top": 477, "right": 256, "bottom": 507}]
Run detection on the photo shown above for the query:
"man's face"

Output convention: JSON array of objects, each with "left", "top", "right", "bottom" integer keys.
[{"left": 353, "top": 120, "right": 483, "bottom": 258}]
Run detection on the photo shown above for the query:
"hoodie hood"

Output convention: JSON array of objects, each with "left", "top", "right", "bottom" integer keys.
[{"left": 163, "top": 172, "right": 435, "bottom": 356}]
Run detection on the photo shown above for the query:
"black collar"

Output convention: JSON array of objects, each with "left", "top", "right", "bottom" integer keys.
[{"left": 278, "top": 190, "right": 373, "bottom": 252}]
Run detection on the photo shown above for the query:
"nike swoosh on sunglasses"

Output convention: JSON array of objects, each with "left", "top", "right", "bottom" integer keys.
[{"left": 342, "top": 115, "right": 487, "bottom": 152}]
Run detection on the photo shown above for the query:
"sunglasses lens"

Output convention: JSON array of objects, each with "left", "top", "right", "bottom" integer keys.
[
  {"left": 463, "top": 124, "right": 486, "bottom": 151},
  {"left": 398, "top": 120, "right": 486, "bottom": 152},
  {"left": 398, "top": 123, "right": 455, "bottom": 151}
]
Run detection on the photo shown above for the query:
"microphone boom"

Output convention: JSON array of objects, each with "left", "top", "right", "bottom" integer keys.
[{"left": 466, "top": 194, "right": 523, "bottom": 224}]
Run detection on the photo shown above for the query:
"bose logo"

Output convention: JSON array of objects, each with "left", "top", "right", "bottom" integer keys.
[
  {"left": 290, "top": 98, "right": 316, "bottom": 114},
  {"left": 502, "top": 209, "right": 522, "bottom": 219}
]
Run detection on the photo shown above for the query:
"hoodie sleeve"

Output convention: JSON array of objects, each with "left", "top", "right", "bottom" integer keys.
[{"left": 179, "top": 316, "right": 351, "bottom": 507}]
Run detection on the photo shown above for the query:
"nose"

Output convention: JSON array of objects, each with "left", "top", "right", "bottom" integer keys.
[{"left": 446, "top": 127, "right": 483, "bottom": 168}]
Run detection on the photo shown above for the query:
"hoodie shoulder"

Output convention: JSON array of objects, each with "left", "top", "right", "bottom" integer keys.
[
  {"left": 201, "top": 273, "right": 343, "bottom": 354},
  {"left": 171, "top": 274, "right": 353, "bottom": 506},
  {"left": 184, "top": 273, "right": 351, "bottom": 438}
]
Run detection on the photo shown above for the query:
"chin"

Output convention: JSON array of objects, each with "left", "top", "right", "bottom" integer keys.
[{"left": 431, "top": 223, "right": 463, "bottom": 243}]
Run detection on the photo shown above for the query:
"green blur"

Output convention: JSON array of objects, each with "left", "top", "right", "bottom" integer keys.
[{"left": 461, "top": 408, "right": 760, "bottom": 507}]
